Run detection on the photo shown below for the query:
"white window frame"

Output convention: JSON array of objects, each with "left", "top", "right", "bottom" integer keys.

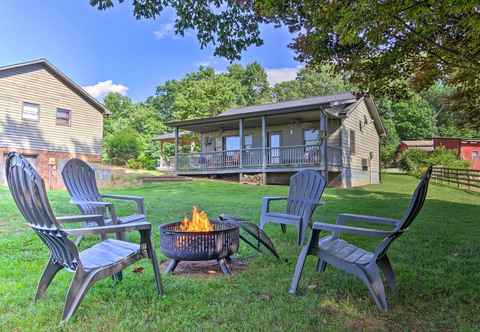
[
  {"left": 22, "top": 102, "right": 40, "bottom": 121},
  {"left": 56, "top": 108, "right": 71, "bottom": 126}
]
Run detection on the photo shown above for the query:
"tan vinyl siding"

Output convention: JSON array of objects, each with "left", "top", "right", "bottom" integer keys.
[
  {"left": 342, "top": 99, "right": 380, "bottom": 185},
  {"left": 0, "top": 63, "right": 103, "bottom": 155}
]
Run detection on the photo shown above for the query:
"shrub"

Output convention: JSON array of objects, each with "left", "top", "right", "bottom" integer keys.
[
  {"left": 104, "top": 129, "right": 141, "bottom": 166},
  {"left": 399, "top": 146, "right": 470, "bottom": 175}
]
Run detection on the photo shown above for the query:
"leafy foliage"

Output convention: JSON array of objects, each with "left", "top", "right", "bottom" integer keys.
[
  {"left": 399, "top": 146, "right": 470, "bottom": 175},
  {"left": 104, "top": 128, "right": 141, "bottom": 166},
  {"left": 91, "top": 0, "right": 480, "bottom": 127}
]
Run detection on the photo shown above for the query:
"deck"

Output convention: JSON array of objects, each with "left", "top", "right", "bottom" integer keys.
[{"left": 176, "top": 144, "right": 342, "bottom": 175}]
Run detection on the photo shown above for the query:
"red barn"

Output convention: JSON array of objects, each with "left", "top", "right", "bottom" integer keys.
[{"left": 399, "top": 137, "right": 480, "bottom": 170}]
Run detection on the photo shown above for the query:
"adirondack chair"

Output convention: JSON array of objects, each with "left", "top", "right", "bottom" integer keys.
[
  {"left": 259, "top": 170, "right": 326, "bottom": 245},
  {"left": 5, "top": 152, "right": 163, "bottom": 322},
  {"left": 61, "top": 158, "right": 145, "bottom": 240},
  {"left": 289, "top": 167, "right": 433, "bottom": 311}
]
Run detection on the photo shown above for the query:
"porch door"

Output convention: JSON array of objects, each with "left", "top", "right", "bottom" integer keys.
[
  {"left": 223, "top": 136, "right": 240, "bottom": 167},
  {"left": 269, "top": 132, "right": 281, "bottom": 165}
]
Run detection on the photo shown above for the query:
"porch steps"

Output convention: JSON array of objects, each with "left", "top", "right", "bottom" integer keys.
[{"left": 140, "top": 175, "right": 192, "bottom": 183}]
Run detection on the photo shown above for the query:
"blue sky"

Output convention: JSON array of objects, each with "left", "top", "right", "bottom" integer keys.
[{"left": 0, "top": 1, "right": 301, "bottom": 101}]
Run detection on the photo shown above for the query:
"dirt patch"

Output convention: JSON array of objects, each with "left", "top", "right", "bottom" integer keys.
[{"left": 159, "top": 258, "right": 248, "bottom": 277}]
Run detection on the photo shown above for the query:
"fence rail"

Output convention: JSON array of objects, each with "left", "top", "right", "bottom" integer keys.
[
  {"left": 432, "top": 166, "right": 480, "bottom": 191},
  {"left": 177, "top": 144, "right": 342, "bottom": 172}
]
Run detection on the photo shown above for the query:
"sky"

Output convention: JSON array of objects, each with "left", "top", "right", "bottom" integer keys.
[{"left": 0, "top": 1, "right": 302, "bottom": 101}]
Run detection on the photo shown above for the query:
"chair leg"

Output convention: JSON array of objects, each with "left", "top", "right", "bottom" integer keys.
[
  {"left": 62, "top": 269, "right": 95, "bottom": 322},
  {"left": 361, "top": 264, "right": 388, "bottom": 311},
  {"left": 142, "top": 229, "right": 164, "bottom": 296},
  {"left": 259, "top": 214, "right": 267, "bottom": 230},
  {"left": 288, "top": 244, "right": 310, "bottom": 294},
  {"left": 281, "top": 224, "right": 287, "bottom": 234},
  {"left": 315, "top": 258, "right": 327, "bottom": 273},
  {"left": 377, "top": 255, "right": 396, "bottom": 290},
  {"left": 35, "top": 258, "right": 63, "bottom": 301}
]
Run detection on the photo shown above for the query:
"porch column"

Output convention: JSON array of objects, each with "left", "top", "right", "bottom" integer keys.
[
  {"left": 174, "top": 127, "right": 179, "bottom": 172},
  {"left": 320, "top": 111, "right": 328, "bottom": 184},
  {"left": 239, "top": 118, "right": 244, "bottom": 168},
  {"left": 261, "top": 115, "right": 267, "bottom": 169}
]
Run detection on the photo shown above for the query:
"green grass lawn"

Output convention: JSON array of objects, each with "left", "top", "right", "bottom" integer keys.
[{"left": 0, "top": 174, "right": 479, "bottom": 331}]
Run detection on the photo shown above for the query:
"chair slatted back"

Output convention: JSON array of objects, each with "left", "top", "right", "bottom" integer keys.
[
  {"left": 61, "top": 159, "right": 103, "bottom": 216},
  {"left": 6, "top": 152, "right": 79, "bottom": 271},
  {"left": 375, "top": 166, "right": 432, "bottom": 258},
  {"left": 287, "top": 170, "right": 326, "bottom": 219}
]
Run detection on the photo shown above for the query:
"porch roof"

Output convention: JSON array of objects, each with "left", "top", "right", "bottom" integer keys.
[{"left": 167, "top": 92, "right": 386, "bottom": 136}]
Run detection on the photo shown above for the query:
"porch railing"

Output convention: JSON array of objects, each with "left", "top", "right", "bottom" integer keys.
[{"left": 177, "top": 144, "right": 342, "bottom": 172}]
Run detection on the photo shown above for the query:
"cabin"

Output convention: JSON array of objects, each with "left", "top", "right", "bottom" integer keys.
[
  {"left": 166, "top": 92, "right": 386, "bottom": 187},
  {"left": 0, "top": 59, "right": 107, "bottom": 189}
]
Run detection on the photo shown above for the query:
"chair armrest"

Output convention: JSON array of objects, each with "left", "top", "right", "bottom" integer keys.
[
  {"left": 313, "top": 222, "right": 396, "bottom": 238},
  {"left": 101, "top": 194, "right": 145, "bottom": 214},
  {"left": 70, "top": 200, "right": 112, "bottom": 207},
  {"left": 65, "top": 221, "right": 151, "bottom": 237},
  {"left": 336, "top": 213, "right": 400, "bottom": 227},
  {"left": 262, "top": 196, "right": 288, "bottom": 201},
  {"left": 56, "top": 214, "right": 104, "bottom": 225}
]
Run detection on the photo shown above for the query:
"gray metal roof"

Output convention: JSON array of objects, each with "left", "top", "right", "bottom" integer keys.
[
  {"left": 153, "top": 131, "right": 191, "bottom": 141},
  {"left": 219, "top": 92, "right": 357, "bottom": 117},
  {"left": 0, "top": 58, "right": 108, "bottom": 114}
]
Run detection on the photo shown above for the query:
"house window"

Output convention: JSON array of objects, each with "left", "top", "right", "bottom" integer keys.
[
  {"left": 223, "top": 136, "right": 240, "bottom": 151},
  {"left": 304, "top": 129, "right": 320, "bottom": 146},
  {"left": 473, "top": 151, "right": 479, "bottom": 160},
  {"left": 362, "top": 158, "right": 368, "bottom": 171},
  {"left": 359, "top": 120, "right": 363, "bottom": 132},
  {"left": 244, "top": 135, "right": 253, "bottom": 149},
  {"left": 56, "top": 108, "right": 71, "bottom": 126},
  {"left": 22, "top": 102, "right": 39, "bottom": 121},
  {"left": 350, "top": 130, "right": 356, "bottom": 155}
]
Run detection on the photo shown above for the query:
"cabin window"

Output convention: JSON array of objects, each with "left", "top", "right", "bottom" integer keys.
[
  {"left": 362, "top": 158, "right": 368, "bottom": 171},
  {"left": 223, "top": 136, "right": 240, "bottom": 151},
  {"left": 304, "top": 129, "right": 320, "bottom": 146},
  {"left": 350, "top": 130, "right": 356, "bottom": 155},
  {"left": 22, "top": 102, "right": 39, "bottom": 121},
  {"left": 244, "top": 135, "right": 253, "bottom": 149},
  {"left": 56, "top": 108, "right": 71, "bottom": 126}
]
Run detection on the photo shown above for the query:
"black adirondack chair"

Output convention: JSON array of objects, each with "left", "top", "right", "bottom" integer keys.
[
  {"left": 259, "top": 169, "right": 326, "bottom": 245},
  {"left": 5, "top": 152, "right": 163, "bottom": 322},
  {"left": 289, "top": 167, "right": 433, "bottom": 311},
  {"left": 61, "top": 158, "right": 145, "bottom": 240}
]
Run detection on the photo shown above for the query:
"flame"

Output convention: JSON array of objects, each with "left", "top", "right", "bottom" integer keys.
[{"left": 179, "top": 206, "right": 213, "bottom": 232}]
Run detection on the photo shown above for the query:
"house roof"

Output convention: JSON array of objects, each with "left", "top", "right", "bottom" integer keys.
[
  {"left": 400, "top": 140, "right": 434, "bottom": 152},
  {"left": 167, "top": 92, "right": 386, "bottom": 136},
  {"left": 0, "top": 58, "right": 108, "bottom": 115},
  {"left": 153, "top": 131, "right": 191, "bottom": 141}
]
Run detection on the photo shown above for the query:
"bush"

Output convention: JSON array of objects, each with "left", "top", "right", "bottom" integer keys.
[
  {"left": 104, "top": 129, "right": 141, "bottom": 166},
  {"left": 399, "top": 146, "right": 470, "bottom": 175}
]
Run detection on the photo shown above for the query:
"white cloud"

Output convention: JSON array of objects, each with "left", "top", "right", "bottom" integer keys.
[
  {"left": 265, "top": 67, "right": 301, "bottom": 86},
  {"left": 153, "top": 22, "right": 177, "bottom": 40},
  {"left": 83, "top": 80, "right": 128, "bottom": 100}
]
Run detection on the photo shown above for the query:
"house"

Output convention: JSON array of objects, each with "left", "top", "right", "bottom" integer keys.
[
  {"left": 166, "top": 92, "right": 386, "bottom": 187},
  {"left": 0, "top": 59, "right": 107, "bottom": 189},
  {"left": 152, "top": 130, "right": 196, "bottom": 170},
  {"left": 399, "top": 137, "right": 480, "bottom": 170}
]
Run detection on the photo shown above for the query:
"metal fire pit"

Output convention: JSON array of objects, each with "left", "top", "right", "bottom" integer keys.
[{"left": 159, "top": 220, "right": 239, "bottom": 275}]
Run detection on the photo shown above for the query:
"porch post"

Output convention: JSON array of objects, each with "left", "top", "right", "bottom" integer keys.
[
  {"left": 320, "top": 111, "right": 329, "bottom": 184},
  {"left": 239, "top": 118, "right": 244, "bottom": 168},
  {"left": 261, "top": 115, "right": 267, "bottom": 169},
  {"left": 174, "top": 127, "right": 179, "bottom": 172}
]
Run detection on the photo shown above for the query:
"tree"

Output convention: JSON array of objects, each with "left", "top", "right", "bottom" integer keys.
[
  {"left": 91, "top": 0, "right": 480, "bottom": 127},
  {"left": 226, "top": 62, "right": 271, "bottom": 105},
  {"left": 272, "top": 65, "right": 353, "bottom": 102},
  {"left": 104, "top": 128, "right": 141, "bottom": 165}
]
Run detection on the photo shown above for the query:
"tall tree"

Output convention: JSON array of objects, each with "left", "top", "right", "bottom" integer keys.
[
  {"left": 272, "top": 65, "right": 353, "bottom": 102},
  {"left": 91, "top": 0, "right": 480, "bottom": 128}
]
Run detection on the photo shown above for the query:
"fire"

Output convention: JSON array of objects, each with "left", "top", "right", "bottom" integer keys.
[{"left": 179, "top": 206, "right": 213, "bottom": 232}]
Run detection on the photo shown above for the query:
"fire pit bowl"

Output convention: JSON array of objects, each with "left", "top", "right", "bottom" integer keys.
[{"left": 159, "top": 220, "right": 240, "bottom": 274}]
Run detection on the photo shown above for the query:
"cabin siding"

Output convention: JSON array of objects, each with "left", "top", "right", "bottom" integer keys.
[
  {"left": 342, "top": 99, "right": 380, "bottom": 186},
  {"left": 0, "top": 63, "right": 103, "bottom": 155}
]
